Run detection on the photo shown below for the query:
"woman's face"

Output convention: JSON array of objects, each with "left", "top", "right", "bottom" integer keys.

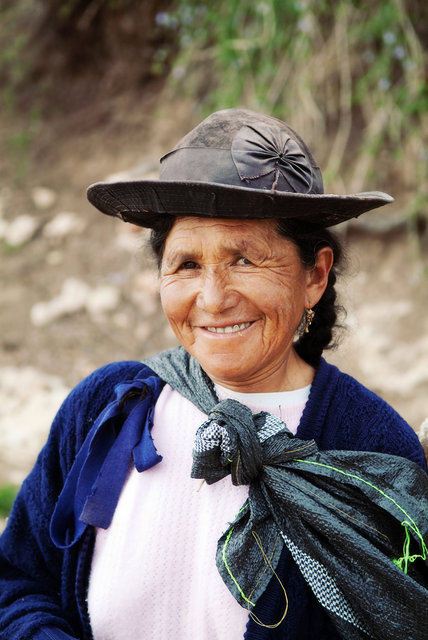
[{"left": 160, "top": 217, "right": 331, "bottom": 392}]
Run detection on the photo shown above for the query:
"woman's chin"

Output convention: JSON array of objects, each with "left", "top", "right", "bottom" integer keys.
[{"left": 191, "top": 352, "right": 253, "bottom": 387}]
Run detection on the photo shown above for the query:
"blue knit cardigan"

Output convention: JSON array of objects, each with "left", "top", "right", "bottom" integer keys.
[{"left": 0, "top": 357, "right": 426, "bottom": 640}]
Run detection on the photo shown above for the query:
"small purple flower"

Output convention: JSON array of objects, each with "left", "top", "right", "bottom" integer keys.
[
  {"left": 393, "top": 46, "right": 406, "bottom": 60},
  {"left": 378, "top": 77, "right": 391, "bottom": 91},
  {"left": 155, "top": 12, "right": 169, "bottom": 26},
  {"left": 383, "top": 31, "right": 396, "bottom": 45}
]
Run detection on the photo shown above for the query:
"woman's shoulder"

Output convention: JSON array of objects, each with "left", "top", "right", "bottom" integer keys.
[
  {"left": 323, "top": 360, "right": 408, "bottom": 424},
  {"left": 314, "top": 357, "right": 405, "bottom": 414},
  {"left": 68, "top": 359, "right": 155, "bottom": 401},
  {"left": 52, "top": 360, "right": 160, "bottom": 450},
  {"left": 307, "top": 359, "right": 426, "bottom": 469},
  {"left": 309, "top": 357, "right": 396, "bottom": 418}
]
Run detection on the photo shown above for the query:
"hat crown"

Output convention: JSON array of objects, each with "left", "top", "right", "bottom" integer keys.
[
  {"left": 160, "top": 109, "right": 324, "bottom": 195},
  {"left": 87, "top": 107, "right": 394, "bottom": 229}
]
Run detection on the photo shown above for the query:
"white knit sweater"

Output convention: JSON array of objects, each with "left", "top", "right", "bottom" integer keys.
[{"left": 87, "top": 384, "right": 308, "bottom": 639}]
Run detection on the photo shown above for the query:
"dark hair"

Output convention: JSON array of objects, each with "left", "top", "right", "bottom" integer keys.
[
  {"left": 149, "top": 216, "right": 345, "bottom": 367},
  {"left": 149, "top": 217, "right": 175, "bottom": 269},
  {"left": 274, "top": 219, "right": 344, "bottom": 367}
]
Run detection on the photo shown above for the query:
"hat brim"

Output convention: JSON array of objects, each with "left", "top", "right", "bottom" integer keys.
[{"left": 87, "top": 180, "right": 394, "bottom": 229}]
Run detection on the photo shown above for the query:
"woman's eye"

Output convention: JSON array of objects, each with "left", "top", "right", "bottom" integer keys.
[
  {"left": 237, "top": 256, "right": 253, "bottom": 266},
  {"left": 178, "top": 261, "right": 198, "bottom": 270}
]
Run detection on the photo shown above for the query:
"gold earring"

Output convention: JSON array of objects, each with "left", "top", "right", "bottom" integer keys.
[{"left": 304, "top": 308, "right": 315, "bottom": 333}]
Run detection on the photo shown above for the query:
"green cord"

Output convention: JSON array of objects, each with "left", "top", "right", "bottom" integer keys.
[
  {"left": 293, "top": 458, "right": 428, "bottom": 573},
  {"left": 222, "top": 527, "right": 255, "bottom": 607},
  {"left": 392, "top": 521, "right": 428, "bottom": 573},
  {"left": 221, "top": 503, "right": 255, "bottom": 606}
]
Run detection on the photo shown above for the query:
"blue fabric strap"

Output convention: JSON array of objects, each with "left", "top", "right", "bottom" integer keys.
[{"left": 50, "top": 373, "right": 164, "bottom": 548}]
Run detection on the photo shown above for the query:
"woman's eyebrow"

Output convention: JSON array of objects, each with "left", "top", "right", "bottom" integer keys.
[
  {"left": 164, "top": 240, "right": 265, "bottom": 266},
  {"left": 228, "top": 239, "right": 266, "bottom": 257},
  {"left": 211, "top": 238, "right": 256, "bottom": 254},
  {"left": 163, "top": 248, "right": 199, "bottom": 268}
]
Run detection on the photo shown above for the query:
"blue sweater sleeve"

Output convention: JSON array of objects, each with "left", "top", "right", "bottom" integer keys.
[
  {"left": 0, "top": 361, "right": 146, "bottom": 640},
  {"left": 34, "top": 628, "right": 79, "bottom": 640}
]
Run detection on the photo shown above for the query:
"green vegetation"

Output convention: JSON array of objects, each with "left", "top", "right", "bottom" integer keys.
[
  {"left": 0, "top": 0, "right": 427, "bottom": 225},
  {"left": 0, "top": 484, "right": 18, "bottom": 518},
  {"left": 160, "top": 0, "right": 428, "bottom": 221}
]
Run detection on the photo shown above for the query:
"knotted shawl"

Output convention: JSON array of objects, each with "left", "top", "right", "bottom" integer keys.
[{"left": 147, "top": 348, "right": 428, "bottom": 640}]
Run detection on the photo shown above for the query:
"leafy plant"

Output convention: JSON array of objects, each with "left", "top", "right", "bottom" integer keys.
[
  {"left": 161, "top": 0, "right": 427, "bottom": 226},
  {"left": 0, "top": 484, "right": 18, "bottom": 518}
]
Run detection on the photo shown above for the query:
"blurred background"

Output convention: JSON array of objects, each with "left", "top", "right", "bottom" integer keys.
[{"left": 0, "top": 0, "right": 427, "bottom": 520}]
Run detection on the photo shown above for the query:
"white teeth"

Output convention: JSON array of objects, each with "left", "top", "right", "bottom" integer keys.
[{"left": 205, "top": 322, "right": 251, "bottom": 334}]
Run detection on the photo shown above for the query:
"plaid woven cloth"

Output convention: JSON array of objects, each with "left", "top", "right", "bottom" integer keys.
[{"left": 191, "top": 398, "right": 428, "bottom": 640}]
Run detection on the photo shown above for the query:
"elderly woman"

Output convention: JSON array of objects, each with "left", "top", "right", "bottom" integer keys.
[{"left": 1, "top": 109, "right": 427, "bottom": 640}]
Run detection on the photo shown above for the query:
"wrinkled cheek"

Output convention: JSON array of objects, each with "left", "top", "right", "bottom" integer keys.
[
  {"left": 160, "top": 285, "right": 185, "bottom": 320},
  {"left": 163, "top": 310, "right": 196, "bottom": 347},
  {"left": 272, "top": 304, "right": 301, "bottom": 340},
  {"left": 164, "top": 312, "right": 185, "bottom": 333},
  {"left": 159, "top": 286, "right": 171, "bottom": 314}
]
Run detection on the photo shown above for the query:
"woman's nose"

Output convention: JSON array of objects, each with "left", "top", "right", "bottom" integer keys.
[{"left": 196, "top": 270, "right": 239, "bottom": 313}]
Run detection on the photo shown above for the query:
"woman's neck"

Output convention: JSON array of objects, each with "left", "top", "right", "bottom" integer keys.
[{"left": 210, "top": 350, "right": 315, "bottom": 394}]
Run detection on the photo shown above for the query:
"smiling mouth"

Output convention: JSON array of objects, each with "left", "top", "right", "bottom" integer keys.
[{"left": 204, "top": 322, "right": 252, "bottom": 334}]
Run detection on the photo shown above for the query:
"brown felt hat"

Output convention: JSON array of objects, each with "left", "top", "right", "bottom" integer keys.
[{"left": 87, "top": 108, "right": 393, "bottom": 228}]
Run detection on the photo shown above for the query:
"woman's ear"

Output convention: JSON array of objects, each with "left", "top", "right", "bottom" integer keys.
[{"left": 305, "top": 246, "right": 334, "bottom": 307}]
